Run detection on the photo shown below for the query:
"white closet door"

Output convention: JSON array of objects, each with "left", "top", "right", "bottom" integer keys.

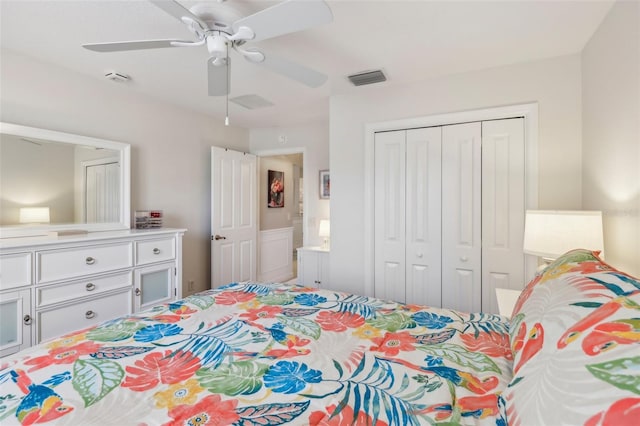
[
  {"left": 442, "top": 122, "right": 482, "bottom": 312},
  {"left": 85, "top": 161, "right": 119, "bottom": 223},
  {"left": 482, "top": 118, "right": 525, "bottom": 313},
  {"left": 406, "top": 127, "right": 442, "bottom": 307},
  {"left": 374, "top": 130, "right": 406, "bottom": 302}
]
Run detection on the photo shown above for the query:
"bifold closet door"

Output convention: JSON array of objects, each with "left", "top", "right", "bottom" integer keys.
[
  {"left": 405, "top": 128, "right": 442, "bottom": 307},
  {"left": 441, "top": 122, "right": 482, "bottom": 313},
  {"left": 374, "top": 128, "right": 442, "bottom": 306},
  {"left": 374, "top": 130, "right": 407, "bottom": 303},
  {"left": 481, "top": 118, "right": 525, "bottom": 313}
]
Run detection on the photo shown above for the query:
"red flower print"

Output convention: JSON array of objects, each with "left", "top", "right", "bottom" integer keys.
[
  {"left": 215, "top": 291, "right": 257, "bottom": 305},
  {"left": 164, "top": 394, "right": 239, "bottom": 426},
  {"left": 369, "top": 331, "right": 416, "bottom": 356},
  {"left": 585, "top": 397, "right": 640, "bottom": 426},
  {"left": 460, "top": 331, "right": 513, "bottom": 360},
  {"left": 240, "top": 306, "right": 283, "bottom": 321},
  {"left": 150, "top": 314, "right": 183, "bottom": 323},
  {"left": 122, "top": 350, "right": 201, "bottom": 392},
  {"left": 309, "top": 404, "right": 388, "bottom": 426},
  {"left": 568, "top": 261, "right": 612, "bottom": 275},
  {"left": 24, "top": 341, "right": 102, "bottom": 372},
  {"left": 316, "top": 311, "right": 365, "bottom": 332}
]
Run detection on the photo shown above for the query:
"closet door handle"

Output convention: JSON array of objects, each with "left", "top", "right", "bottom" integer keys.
[{"left": 460, "top": 256, "right": 469, "bottom": 262}]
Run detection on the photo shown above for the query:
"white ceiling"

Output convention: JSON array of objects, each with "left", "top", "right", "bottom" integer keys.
[{"left": 0, "top": 0, "right": 614, "bottom": 129}]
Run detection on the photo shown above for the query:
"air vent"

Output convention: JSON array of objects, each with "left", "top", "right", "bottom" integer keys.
[
  {"left": 229, "top": 94, "right": 274, "bottom": 110},
  {"left": 347, "top": 70, "right": 387, "bottom": 86},
  {"left": 104, "top": 71, "right": 130, "bottom": 82}
]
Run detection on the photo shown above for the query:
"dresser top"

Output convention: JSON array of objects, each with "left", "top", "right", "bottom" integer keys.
[{"left": 0, "top": 228, "right": 187, "bottom": 250}]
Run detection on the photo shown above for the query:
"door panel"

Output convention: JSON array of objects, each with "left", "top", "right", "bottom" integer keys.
[
  {"left": 211, "top": 147, "right": 257, "bottom": 288},
  {"left": 482, "top": 118, "right": 525, "bottom": 313},
  {"left": 406, "top": 127, "right": 442, "bottom": 307},
  {"left": 442, "top": 122, "right": 482, "bottom": 312},
  {"left": 374, "top": 131, "right": 406, "bottom": 302}
]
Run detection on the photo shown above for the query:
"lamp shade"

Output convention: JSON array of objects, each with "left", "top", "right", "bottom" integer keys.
[
  {"left": 523, "top": 210, "right": 604, "bottom": 259},
  {"left": 318, "top": 220, "right": 330, "bottom": 238},
  {"left": 19, "top": 207, "right": 50, "bottom": 224}
]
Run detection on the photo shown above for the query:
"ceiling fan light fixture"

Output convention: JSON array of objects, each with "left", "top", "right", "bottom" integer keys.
[{"left": 347, "top": 69, "right": 387, "bottom": 86}]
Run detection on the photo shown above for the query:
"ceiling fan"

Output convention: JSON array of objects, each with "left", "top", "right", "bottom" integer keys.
[{"left": 82, "top": 0, "right": 333, "bottom": 97}]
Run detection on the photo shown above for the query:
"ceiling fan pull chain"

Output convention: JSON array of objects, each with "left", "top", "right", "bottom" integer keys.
[{"left": 225, "top": 42, "right": 230, "bottom": 126}]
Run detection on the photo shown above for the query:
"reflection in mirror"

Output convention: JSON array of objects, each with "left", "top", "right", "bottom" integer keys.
[{"left": 0, "top": 122, "right": 130, "bottom": 237}]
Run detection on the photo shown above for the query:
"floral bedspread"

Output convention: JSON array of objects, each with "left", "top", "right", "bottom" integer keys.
[{"left": 0, "top": 282, "right": 513, "bottom": 425}]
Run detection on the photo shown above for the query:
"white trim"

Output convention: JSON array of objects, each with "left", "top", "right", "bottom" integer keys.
[{"left": 363, "top": 103, "right": 539, "bottom": 297}]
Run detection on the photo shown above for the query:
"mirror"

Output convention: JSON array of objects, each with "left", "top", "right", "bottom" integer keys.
[{"left": 0, "top": 122, "right": 130, "bottom": 238}]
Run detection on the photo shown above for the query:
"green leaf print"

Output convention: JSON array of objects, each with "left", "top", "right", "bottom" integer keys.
[
  {"left": 258, "top": 293, "right": 294, "bottom": 306},
  {"left": 183, "top": 295, "right": 215, "bottom": 310},
  {"left": 367, "top": 312, "right": 416, "bottom": 332},
  {"left": 197, "top": 361, "right": 269, "bottom": 396},
  {"left": 587, "top": 356, "right": 640, "bottom": 394},
  {"left": 277, "top": 315, "right": 321, "bottom": 340},
  {"left": 72, "top": 358, "right": 125, "bottom": 406},
  {"left": 86, "top": 321, "right": 144, "bottom": 342},
  {"left": 418, "top": 343, "right": 501, "bottom": 374}
]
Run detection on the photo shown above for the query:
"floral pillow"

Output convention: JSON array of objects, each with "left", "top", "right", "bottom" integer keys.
[{"left": 503, "top": 249, "right": 640, "bottom": 425}]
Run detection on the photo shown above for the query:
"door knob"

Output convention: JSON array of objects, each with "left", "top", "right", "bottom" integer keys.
[
  {"left": 460, "top": 256, "right": 469, "bottom": 262},
  {"left": 213, "top": 235, "right": 227, "bottom": 240}
]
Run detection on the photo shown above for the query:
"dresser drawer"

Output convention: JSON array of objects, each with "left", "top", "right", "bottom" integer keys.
[
  {"left": 36, "top": 271, "right": 132, "bottom": 308},
  {"left": 136, "top": 237, "right": 175, "bottom": 266},
  {"left": 37, "top": 289, "right": 133, "bottom": 342},
  {"left": 37, "top": 242, "right": 133, "bottom": 284},
  {"left": 0, "top": 252, "right": 32, "bottom": 290}
]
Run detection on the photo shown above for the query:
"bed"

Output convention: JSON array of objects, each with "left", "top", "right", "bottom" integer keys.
[{"left": 0, "top": 249, "right": 638, "bottom": 425}]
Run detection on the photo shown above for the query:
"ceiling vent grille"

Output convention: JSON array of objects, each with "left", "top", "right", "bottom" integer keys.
[
  {"left": 229, "top": 94, "right": 274, "bottom": 110},
  {"left": 347, "top": 70, "right": 387, "bottom": 86}
]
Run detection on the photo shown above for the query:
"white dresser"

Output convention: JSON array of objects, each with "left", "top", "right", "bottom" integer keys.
[
  {"left": 297, "top": 246, "right": 330, "bottom": 288},
  {"left": 0, "top": 228, "right": 186, "bottom": 357}
]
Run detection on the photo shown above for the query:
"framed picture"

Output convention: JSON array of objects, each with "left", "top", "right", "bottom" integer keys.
[
  {"left": 319, "top": 170, "right": 330, "bottom": 199},
  {"left": 268, "top": 170, "right": 284, "bottom": 208}
]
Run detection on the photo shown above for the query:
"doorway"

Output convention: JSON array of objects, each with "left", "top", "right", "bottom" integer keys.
[{"left": 256, "top": 149, "right": 305, "bottom": 283}]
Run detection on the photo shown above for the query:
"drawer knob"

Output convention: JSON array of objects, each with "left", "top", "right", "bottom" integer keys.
[
  {"left": 85, "top": 256, "right": 96, "bottom": 265},
  {"left": 86, "top": 283, "right": 96, "bottom": 291},
  {"left": 153, "top": 248, "right": 161, "bottom": 255},
  {"left": 23, "top": 314, "right": 32, "bottom": 325},
  {"left": 85, "top": 310, "right": 96, "bottom": 319},
  {"left": 135, "top": 288, "right": 141, "bottom": 296}
]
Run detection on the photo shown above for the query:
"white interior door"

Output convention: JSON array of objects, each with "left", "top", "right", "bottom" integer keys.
[
  {"left": 85, "top": 160, "right": 119, "bottom": 223},
  {"left": 405, "top": 127, "right": 442, "bottom": 307},
  {"left": 211, "top": 147, "right": 257, "bottom": 288},
  {"left": 374, "top": 130, "right": 406, "bottom": 302},
  {"left": 441, "top": 122, "right": 482, "bottom": 312},
  {"left": 481, "top": 118, "right": 525, "bottom": 313}
]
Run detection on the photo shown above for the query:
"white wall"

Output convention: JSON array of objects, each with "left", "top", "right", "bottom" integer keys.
[
  {"left": 330, "top": 55, "right": 583, "bottom": 296},
  {"left": 0, "top": 49, "right": 250, "bottom": 295},
  {"left": 582, "top": 1, "right": 640, "bottom": 276},
  {"left": 250, "top": 123, "right": 330, "bottom": 247}
]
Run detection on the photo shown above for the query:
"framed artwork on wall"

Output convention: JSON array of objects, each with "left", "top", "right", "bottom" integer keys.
[
  {"left": 268, "top": 170, "right": 284, "bottom": 208},
  {"left": 319, "top": 170, "right": 330, "bottom": 199}
]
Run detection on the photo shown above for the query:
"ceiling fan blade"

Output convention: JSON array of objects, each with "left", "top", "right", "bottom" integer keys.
[
  {"left": 83, "top": 39, "right": 191, "bottom": 52},
  {"left": 254, "top": 52, "right": 327, "bottom": 88},
  {"left": 208, "top": 57, "right": 229, "bottom": 96},
  {"left": 148, "top": 0, "right": 207, "bottom": 30},
  {"left": 232, "top": 0, "right": 332, "bottom": 42}
]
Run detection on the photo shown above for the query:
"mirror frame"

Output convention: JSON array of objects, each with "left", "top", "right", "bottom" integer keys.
[{"left": 0, "top": 122, "right": 131, "bottom": 238}]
